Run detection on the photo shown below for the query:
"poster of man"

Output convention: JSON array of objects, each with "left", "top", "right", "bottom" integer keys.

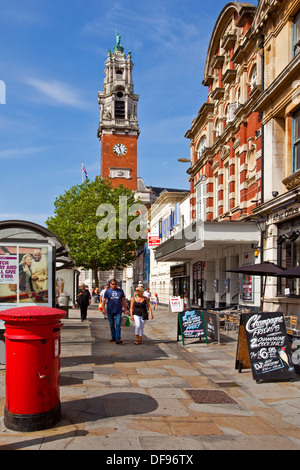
[{"left": 0, "top": 245, "right": 49, "bottom": 304}]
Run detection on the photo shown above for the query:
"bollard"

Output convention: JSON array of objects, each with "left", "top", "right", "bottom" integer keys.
[{"left": 0, "top": 306, "right": 66, "bottom": 432}]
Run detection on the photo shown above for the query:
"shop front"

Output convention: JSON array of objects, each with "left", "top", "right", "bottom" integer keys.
[
  {"left": 155, "top": 220, "right": 260, "bottom": 310},
  {"left": 170, "top": 264, "right": 190, "bottom": 307}
]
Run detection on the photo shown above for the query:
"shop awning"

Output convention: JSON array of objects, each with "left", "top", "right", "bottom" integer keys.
[{"left": 154, "top": 220, "right": 259, "bottom": 262}]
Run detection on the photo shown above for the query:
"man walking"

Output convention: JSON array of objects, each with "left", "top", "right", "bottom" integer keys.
[
  {"left": 102, "top": 279, "right": 128, "bottom": 344},
  {"left": 77, "top": 284, "right": 91, "bottom": 322}
]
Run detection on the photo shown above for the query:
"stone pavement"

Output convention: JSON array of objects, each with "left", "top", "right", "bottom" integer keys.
[{"left": 0, "top": 304, "right": 300, "bottom": 451}]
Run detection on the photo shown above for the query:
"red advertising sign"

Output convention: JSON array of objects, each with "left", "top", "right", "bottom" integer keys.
[{"left": 148, "top": 234, "right": 160, "bottom": 247}]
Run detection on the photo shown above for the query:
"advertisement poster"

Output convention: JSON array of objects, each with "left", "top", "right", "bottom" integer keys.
[
  {"left": 242, "top": 274, "right": 253, "bottom": 301},
  {"left": 0, "top": 245, "right": 49, "bottom": 304},
  {"left": 241, "top": 312, "right": 296, "bottom": 381}
]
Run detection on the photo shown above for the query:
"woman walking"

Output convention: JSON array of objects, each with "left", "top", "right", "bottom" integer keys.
[{"left": 130, "top": 286, "right": 153, "bottom": 344}]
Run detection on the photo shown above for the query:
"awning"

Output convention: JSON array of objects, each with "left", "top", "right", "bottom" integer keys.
[{"left": 154, "top": 220, "right": 259, "bottom": 262}]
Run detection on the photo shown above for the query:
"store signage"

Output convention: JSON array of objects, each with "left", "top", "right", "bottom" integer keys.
[
  {"left": 271, "top": 203, "right": 300, "bottom": 224},
  {"left": 148, "top": 233, "right": 160, "bottom": 248},
  {"left": 159, "top": 203, "right": 179, "bottom": 239},
  {"left": 236, "top": 312, "right": 296, "bottom": 382}
]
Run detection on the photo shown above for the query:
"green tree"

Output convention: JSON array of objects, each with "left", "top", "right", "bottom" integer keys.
[{"left": 46, "top": 177, "right": 146, "bottom": 288}]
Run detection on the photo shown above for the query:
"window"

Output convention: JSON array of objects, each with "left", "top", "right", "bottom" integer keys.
[
  {"left": 214, "top": 174, "right": 219, "bottom": 218},
  {"left": 198, "top": 136, "right": 206, "bottom": 157},
  {"left": 235, "top": 153, "right": 240, "bottom": 206},
  {"left": 224, "top": 164, "right": 230, "bottom": 212},
  {"left": 195, "top": 179, "right": 206, "bottom": 221},
  {"left": 250, "top": 64, "right": 257, "bottom": 91},
  {"left": 215, "top": 119, "right": 221, "bottom": 137},
  {"left": 294, "top": 11, "right": 300, "bottom": 56},
  {"left": 227, "top": 103, "right": 238, "bottom": 122},
  {"left": 292, "top": 109, "right": 300, "bottom": 173}
]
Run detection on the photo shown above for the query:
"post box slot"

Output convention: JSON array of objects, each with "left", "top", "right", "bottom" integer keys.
[
  {"left": 41, "top": 339, "right": 47, "bottom": 344},
  {"left": 53, "top": 328, "right": 60, "bottom": 333}
]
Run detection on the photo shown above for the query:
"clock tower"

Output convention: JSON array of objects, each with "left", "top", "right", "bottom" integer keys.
[{"left": 97, "top": 33, "right": 139, "bottom": 191}]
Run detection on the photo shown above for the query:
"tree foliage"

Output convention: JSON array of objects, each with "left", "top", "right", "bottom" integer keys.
[{"left": 46, "top": 177, "right": 145, "bottom": 284}]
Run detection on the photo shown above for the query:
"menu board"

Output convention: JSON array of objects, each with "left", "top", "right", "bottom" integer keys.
[
  {"left": 177, "top": 309, "right": 208, "bottom": 345},
  {"left": 238, "top": 312, "right": 296, "bottom": 382}
]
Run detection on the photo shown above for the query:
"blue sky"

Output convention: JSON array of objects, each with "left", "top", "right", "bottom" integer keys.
[{"left": 0, "top": 0, "right": 257, "bottom": 226}]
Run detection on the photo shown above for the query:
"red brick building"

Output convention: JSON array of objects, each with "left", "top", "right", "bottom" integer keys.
[{"left": 186, "top": 2, "right": 262, "bottom": 224}]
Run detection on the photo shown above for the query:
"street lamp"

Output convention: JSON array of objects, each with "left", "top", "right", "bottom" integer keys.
[
  {"left": 177, "top": 158, "right": 190, "bottom": 163},
  {"left": 256, "top": 216, "right": 267, "bottom": 234}
]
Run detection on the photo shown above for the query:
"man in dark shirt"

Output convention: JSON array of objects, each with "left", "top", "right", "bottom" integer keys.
[
  {"left": 77, "top": 284, "right": 91, "bottom": 322},
  {"left": 102, "top": 279, "right": 128, "bottom": 344}
]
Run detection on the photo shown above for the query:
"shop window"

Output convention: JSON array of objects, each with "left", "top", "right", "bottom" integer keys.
[
  {"left": 294, "top": 10, "right": 300, "bottom": 57},
  {"left": 292, "top": 108, "right": 300, "bottom": 173},
  {"left": 277, "top": 223, "right": 300, "bottom": 296}
]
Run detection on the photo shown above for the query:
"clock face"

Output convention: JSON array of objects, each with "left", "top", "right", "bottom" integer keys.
[{"left": 113, "top": 143, "right": 127, "bottom": 156}]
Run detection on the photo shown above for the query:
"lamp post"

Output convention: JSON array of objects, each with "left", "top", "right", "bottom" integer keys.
[{"left": 256, "top": 216, "right": 267, "bottom": 311}]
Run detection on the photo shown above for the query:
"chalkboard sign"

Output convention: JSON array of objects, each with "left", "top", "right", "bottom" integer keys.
[
  {"left": 177, "top": 309, "right": 208, "bottom": 345},
  {"left": 202, "top": 310, "right": 219, "bottom": 342},
  {"left": 236, "top": 312, "right": 296, "bottom": 382}
]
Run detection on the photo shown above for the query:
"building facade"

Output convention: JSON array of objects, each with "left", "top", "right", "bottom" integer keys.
[
  {"left": 149, "top": 190, "right": 190, "bottom": 306},
  {"left": 252, "top": 0, "right": 300, "bottom": 315},
  {"left": 156, "top": 0, "right": 300, "bottom": 316}
]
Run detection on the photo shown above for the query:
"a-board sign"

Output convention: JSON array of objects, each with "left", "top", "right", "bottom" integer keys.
[
  {"left": 177, "top": 309, "right": 208, "bottom": 345},
  {"left": 236, "top": 312, "right": 296, "bottom": 382},
  {"left": 202, "top": 310, "right": 219, "bottom": 342}
]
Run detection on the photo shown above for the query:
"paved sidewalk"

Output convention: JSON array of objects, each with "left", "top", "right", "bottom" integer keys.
[{"left": 0, "top": 304, "right": 300, "bottom": 451}]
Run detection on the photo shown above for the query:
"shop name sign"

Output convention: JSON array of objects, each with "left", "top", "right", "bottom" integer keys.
[
  {"left": 271, "top": 203, "right": 300, "bottom": 223},
  {"left": 159, "top": 203, "right": 179, "bottom": 239}
]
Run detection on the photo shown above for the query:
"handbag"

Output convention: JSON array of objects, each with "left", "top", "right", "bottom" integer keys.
[
  {"left": 122, "top": 315, "right": 130, "bottom": 327},
  {"left": 142, "top": 310, "right": 149, "bottom": 320}
]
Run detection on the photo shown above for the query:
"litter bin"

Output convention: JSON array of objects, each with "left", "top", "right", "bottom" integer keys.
[
  {"left": 0, "top": 306, "right": 66, "bottom": 431},
  {"left": 58, "top": 293, "right": 70, "bottom": 318}
]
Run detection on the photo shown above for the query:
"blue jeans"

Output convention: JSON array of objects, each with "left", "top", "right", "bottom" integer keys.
[{"left": 107, "top": 311, "right": 122, "bottom": 341}]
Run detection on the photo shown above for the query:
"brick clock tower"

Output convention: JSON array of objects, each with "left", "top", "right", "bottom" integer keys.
[{"left": 97, "top": 33, "right": 139, "bottom": 191}]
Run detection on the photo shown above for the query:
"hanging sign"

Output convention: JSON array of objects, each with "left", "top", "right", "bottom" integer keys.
[{"left": 236, "top": 312, "right": 296, "bottom": 382}]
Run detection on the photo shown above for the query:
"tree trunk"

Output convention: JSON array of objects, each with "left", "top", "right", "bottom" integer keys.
[{"left": 93, "top": 266, "right": 99, "bottom": 289}]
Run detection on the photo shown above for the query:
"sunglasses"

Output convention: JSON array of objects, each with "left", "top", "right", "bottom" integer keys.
[{"left": 111, "top": 283, "right": 117, "bottom": 285}]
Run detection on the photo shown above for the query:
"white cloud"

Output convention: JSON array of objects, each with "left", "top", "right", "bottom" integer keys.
[
  {"left": 0, "top": 146, "right": 51, "bottom": 159},
  {"left": 23, "top": 77, "right": 91, "bottom": 110}
]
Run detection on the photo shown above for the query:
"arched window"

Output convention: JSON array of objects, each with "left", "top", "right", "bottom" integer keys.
[{"left": 198, "top": 136, "right": 206, "bottom": 157}]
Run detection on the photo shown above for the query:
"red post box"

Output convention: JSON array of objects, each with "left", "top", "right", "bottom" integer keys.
[{"left": 0, "top": 306, "right": 66, "bottom": 432}]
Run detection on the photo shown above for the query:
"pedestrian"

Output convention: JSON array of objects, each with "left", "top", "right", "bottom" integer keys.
[
  {"left": 99, "top": 284, "right": 109, "bottom": 319},
  {"left": 153, "top": 293, "right": 159, "bottom": 310},
  {"left": 130, "top": 286, "right": 153, "bottom": 344},
  {"left": 77, "top": 284, "right": 91, "bottom": 322},
  {"left": 102, "top": 279, "right": 128, "bottom": 344},
  {"left": 144, "top": 287, "right": 151, "bottom": 301}
]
